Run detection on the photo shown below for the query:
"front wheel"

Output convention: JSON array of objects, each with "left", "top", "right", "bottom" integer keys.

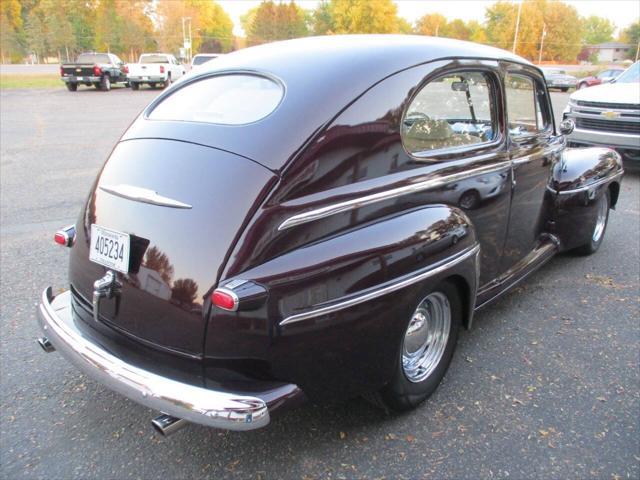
[
  {"left": 561, "top": 87, "right": 569, "bottom": 92},
  {"left": 578, "top": 82, "right": 587, "bottom": 90},
  {"left": 574, "top": 191, "right": 610, "bottom": 255},
  {"left": 373, "top": 281, "right": 462, "bottom": 412},
  {"left": 66, "top": 82, "right": 78, "bottom": 92}
]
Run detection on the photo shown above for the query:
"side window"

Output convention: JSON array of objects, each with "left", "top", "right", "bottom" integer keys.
[
  {"left": 505, "top": 73, "right": 548, "bottom": 137},
  {"left": 401, "top": 71, "right": 496, "bottom": 156}
]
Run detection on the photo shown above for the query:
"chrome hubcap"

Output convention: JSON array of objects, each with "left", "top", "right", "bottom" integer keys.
[
  {"left": 402, "top": 292, "right": 451, "bottom": 383},
  {"left": 592, "top": 195, "right": 608, "bottom": 243}
]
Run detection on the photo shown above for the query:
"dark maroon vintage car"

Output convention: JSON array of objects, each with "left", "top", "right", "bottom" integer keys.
[{"left": 37, "top": 36, "right": 624, "bottom": 436}]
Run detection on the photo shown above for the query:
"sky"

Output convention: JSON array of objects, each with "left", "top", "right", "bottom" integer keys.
[{"left": 218, "top": 0, "right": 640, "bottom": 37}]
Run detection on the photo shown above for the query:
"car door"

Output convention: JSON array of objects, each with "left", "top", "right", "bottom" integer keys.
[{"left": 499, "top": 64, "right": 562, "bottom": 273}]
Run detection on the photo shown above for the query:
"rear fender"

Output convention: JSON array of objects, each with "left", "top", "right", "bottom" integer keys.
[
  {"left": 204, "top": 206, "right": 480, "bottom": 399},
  {"left": 548, "top": 147, "right": 623, "bottom": 251}
]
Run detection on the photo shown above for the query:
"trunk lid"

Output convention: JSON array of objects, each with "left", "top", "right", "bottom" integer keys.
[
  {"left": 69, "top": 139, "right": 276, "bottom": 356},
  {"left": 62, "top": 65, "right": 96, "bottom": 77}
]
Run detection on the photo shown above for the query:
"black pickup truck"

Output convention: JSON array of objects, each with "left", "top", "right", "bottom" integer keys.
[{"left": 60, "top": 53, "right": 128, "bottom": 91}]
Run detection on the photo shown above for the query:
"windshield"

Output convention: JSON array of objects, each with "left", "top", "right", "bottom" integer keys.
[
  {"left": 148, "top": 74, "right": 284, "bottom": 125},
  {"left": 192, "top": 55, "right": 217, "bottom": 66},
  {"left": 615, "top": 62, "right": 639, "bottom": 83},
  {"left": 141, "top": 55, "right": 170, "bottom": 64},
  {"left": 77, "top": 53, "right": 110, "bottom": 64}
]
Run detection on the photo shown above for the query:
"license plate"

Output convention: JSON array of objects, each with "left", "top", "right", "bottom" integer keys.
[
  {"left": 142, "top": 76, "right": 148, "bottom": 80},
  {"left": 77, "top": 76, "right": 84, "bottom": 81},
  {"left": 89, "top": 225, "right": 130, "bottom": 273}
]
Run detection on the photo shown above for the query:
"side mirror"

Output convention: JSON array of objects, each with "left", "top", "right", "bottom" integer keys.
[{"left": 559, "top": 118, "right": 575, "bottom": 136}]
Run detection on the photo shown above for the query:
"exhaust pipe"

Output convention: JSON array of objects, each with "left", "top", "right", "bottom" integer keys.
[
  {"left": 37, "top": 337, "right": 55, "bottom": 353},
  {"left": 151, "top": 413, "right": 187, "bottom": 437}
]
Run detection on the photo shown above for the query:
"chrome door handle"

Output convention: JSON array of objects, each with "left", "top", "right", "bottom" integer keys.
[{"left": 92, "top": 270, "right": 122, "bottom": 322}]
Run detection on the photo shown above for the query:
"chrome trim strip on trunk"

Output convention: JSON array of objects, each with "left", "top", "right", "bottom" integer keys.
[
  {"left": 280, "top": 244, "right": 480, "bottom": 326},
  {"left": 278, "top": 162, "right": 511, "bottom": 230},
  {"left": 99, "top": 184, "right": 192, "bottom": 209},
  {"left": 37, "top": 288, "right": 275, "bottom": 431}
]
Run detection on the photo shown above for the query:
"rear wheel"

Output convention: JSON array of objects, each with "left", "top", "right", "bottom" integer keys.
[
  {"left": 561, "top": 87, "right": 569, "bottom": 92},
  {"left": 164, "top": 75, "right": 172, "bottom": 89},
  {"left": 578, "top": 82, "right": 587, "bottom": 89},
  {"left": 373, "top": 281, "right": 462, "bottom": 412},
  {"left": 574, "top": 191, "right": 610, "bottom": 255},
  {"left": 66, "top": 82, "right": 78, "bottom": 92},
  {"left": 149, "top": 82, "right": 158, "bottom": 89},
  {"left": 100, "top": 75, "right": 111, "bottom": 91},
  {"left": 130, "top": 82, "right": 139, "bottom": 91}
]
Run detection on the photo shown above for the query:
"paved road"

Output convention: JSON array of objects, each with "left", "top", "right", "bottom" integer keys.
[{"left": 1, "top": 87, "right": 638, "bottom": 480}]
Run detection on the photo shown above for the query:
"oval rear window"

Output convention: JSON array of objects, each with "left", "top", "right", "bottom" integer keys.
[{"left": 148, "top": 74, "right": 283, "bottom": 125}]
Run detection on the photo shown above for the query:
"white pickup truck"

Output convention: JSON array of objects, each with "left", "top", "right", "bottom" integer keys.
[{"left": 127, "top": 53, "right": 185, "bottom": 90}]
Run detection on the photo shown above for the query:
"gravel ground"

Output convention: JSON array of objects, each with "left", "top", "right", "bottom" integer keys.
[{"left": 1, "top": 86, "right": 638, "bottom": 480}]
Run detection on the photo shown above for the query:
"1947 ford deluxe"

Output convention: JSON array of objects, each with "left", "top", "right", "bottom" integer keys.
[{"left": 36, "top": 36, "right": 624, "bottom": 436}]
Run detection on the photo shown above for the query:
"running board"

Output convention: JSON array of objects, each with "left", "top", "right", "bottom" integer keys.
[{"left": 475, "top": 236, "right": 559, "bottom": 310}]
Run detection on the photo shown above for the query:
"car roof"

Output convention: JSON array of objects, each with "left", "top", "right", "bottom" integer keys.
[{"left": 128, "top": 36, "right": 533, "bottom": 171}]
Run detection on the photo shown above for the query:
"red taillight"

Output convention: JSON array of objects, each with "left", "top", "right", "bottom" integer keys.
[
  {"left": 54, "top": 232, "right": 67, "bottom": 245},
  {"left": 160, "top": 65, "right": 165, "bottom": 74},
  {"left": 212, "top": 289, "right": 237, "bottom": 311},
  {"left": 123, "top": 65, "right": 129, "bottom": 74},
  {"left": 93, "top": 65, "right": 102, "bottom": 76},
  {"left": 54, "top": 225, "right": 75, "bottom": 247}
]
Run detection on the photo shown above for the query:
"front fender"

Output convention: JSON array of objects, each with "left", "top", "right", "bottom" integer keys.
[
  {"left": 548, "top": 147, "right": 623, "bottom": 251},
  {"left": 204, "top": 205, "right": 480, "bottom": 400}
]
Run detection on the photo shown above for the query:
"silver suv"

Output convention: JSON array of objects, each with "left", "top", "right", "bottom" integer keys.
[{"left": 563, "top": 62, "right": 640, "bottom": 162}]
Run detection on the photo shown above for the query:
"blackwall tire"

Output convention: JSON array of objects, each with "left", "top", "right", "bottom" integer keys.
[
  {"left": 574, "top": 191, "right": 610, "bottom": 255},
  {"left": 100, "top": 75, "right": 111, "bottom": 91},
  {"left": 130, "top": 82, "right": 139, "bottom": 91},
  {"left": 374, "top": 281, "right": 462, "bottom": 412},
  {"left": 66, "top": 82, "right": 78, "bottom": 92}
]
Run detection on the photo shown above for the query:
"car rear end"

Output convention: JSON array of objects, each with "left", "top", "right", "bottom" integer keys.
[
  {"left": 36, "top": 71, "right": 308, "bottom": 434},
  {"left": 61, "top": 53, "right": 110, "bottom": 85},
  {"left": 128, "top": 55, "right": 169, "bottom": 86}
]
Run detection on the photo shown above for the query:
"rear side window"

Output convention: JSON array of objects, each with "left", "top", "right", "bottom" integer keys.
[
  {"left": 505, "top": 74, "right": 547, "bottom": 136},
  {"left": 77, "top": 53, "right": 110, "bottom": 64},
  {"left": 402, "top": 71, "right": 496, "bottom": 156},
  {"left": 141, "top": 55, "right": 169, "bottom": 64},
  {"left": 148, "top": 74, "right": 283, "bottom": 125}
]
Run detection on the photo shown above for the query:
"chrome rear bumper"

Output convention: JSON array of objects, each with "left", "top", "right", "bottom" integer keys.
[{"left": 36, "top": 287, "right": 278, "bottom": 431}]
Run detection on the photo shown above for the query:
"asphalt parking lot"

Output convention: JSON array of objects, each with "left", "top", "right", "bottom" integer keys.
[{"left": 1, "top": 85, "right": 638, "bottom": 480}]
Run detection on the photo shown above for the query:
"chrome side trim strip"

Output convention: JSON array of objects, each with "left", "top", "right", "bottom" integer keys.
[
  {"left": 552, "top": 170, "right": 623, "bottom": 195},
  {"left": 278, "top": 162, "right": 511, "bottom": 230},
  {"left": 100, "top": 184, "right": 192, "bottom": 209},
  {"left": 280, "top": 244, "right": 480, "bottom": 326}
]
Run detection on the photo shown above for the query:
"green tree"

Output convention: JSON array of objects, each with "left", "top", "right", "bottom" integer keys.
[
  {"left": 246, "top": 1, "right": 308, "bottom": 46},
  {"left": 620, "top": 21, "right": 639, "bottom": 59},
  {"left": 486, "top": 0, "right": 581, "bottom": 62},
  {"left": 156, "top": 0, "right": 234, "bottom": 54},
  {"left": 0, "top": 0, "right": 24, "bottom": 62},
  {"left": 441, "top": 19, "right": 470, "bottom": 40},
  {"left": 581, "top": 15, "right": 615, "bottom": 45},
  {"left": 311, "top": 0, "right": 334, "bottom": 35},
  {"left": 415, "top": 13, "right": 448, "bottom": 36},
  {"left": 325, "top": 0, "right": 401, "bottom": 34},
  {"left": 94, "top": 0, "right": 125, "bottom": 53}
]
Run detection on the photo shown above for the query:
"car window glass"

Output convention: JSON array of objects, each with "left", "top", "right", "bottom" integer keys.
[
  {"left": 401, "top": 71, "right": 496, "bottom": 156},
  {"left": 505, "top": 74, "right": 547, "bottom": 137},
  {"left": 615, "top": 62, "right": 639, "bottom": 83},
  {"left": 148, "top": 74, "right": 284, "bottom": 125}
]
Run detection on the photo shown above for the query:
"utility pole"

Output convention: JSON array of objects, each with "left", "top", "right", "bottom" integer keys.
[
  {"left": 512, "top": 0, "right": 522, "bottom": 54},
  {"left": 538, "top": 23, "right": 547, "bottom": 64},
  {"left": 182, "top": 17, "right": 192, "bottom": 63}
]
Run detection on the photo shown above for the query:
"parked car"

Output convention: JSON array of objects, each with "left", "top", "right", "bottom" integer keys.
[
  {"left": 564, "top": 61, "right": 640, "bottom": 163},
  {"left": 541, "top": 68, "right": 577, "bottom": 91},
  {"left": 60, "top": 52, "right": 128, "bottom": 91},
  {"left": 38, "top": 36, "right": 624, "bottom": 437},
  {"left": 127, "top": 53, "right": 186, "bottom": 90},
  {"left": 577, "top": 68, "right": 625, "bottom": 89},
  {"left": 190, "top": 53, "right": 223, "bottom": 69}
]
